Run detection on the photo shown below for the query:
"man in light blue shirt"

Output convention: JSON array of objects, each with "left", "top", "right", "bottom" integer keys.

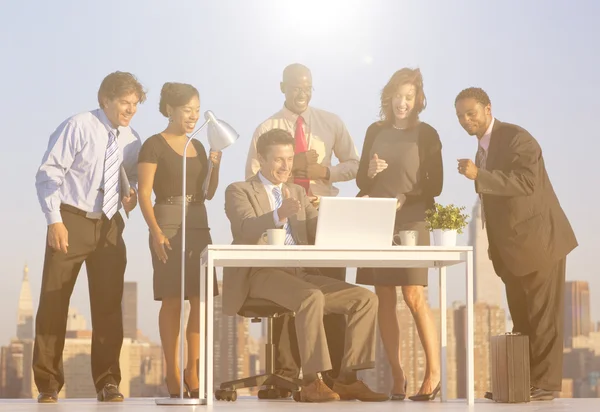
[{"left": 33, "top": 71, "right": 146, "bottom": 403}]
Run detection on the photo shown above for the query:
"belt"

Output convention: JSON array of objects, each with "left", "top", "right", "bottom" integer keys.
[
  {"left": 155, "top": 194, "right": 203, "bottom": 205},
  {"left": 60, "top": 204, "right": 104, "bottom": 220}
]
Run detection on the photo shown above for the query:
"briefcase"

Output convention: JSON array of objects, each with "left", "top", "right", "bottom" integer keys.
[{"left": 490, "top": 333, "right": 530, "bottom": 403}]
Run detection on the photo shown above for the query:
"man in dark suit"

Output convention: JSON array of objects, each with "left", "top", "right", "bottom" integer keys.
[{"left": 455, "top": 87, "right": 577, "bottom": 401}]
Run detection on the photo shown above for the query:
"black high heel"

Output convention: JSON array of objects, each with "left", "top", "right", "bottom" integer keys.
[
  {"left": 408, "top": 382, "right": 440, "bottom": 401},
  {"left": 165, "top": 378, "right": 190, "bottom": 398},
  {"left": 390, "top": 377, "right": 408, "bottom": 401},
  {"left": 183, "top": 370, "right": 200, "bottom": 399}
]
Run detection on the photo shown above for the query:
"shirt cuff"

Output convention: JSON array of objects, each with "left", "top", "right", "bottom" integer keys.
[
  {"left": 273, "top": 210, "right": 285, "bottom": 227},
  {"left": 45, "top": 211, "right": 62, "bottom": 225}
]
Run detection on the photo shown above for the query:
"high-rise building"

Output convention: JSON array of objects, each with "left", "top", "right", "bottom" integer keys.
[
  {"left": 564, "top": 281, "right": 591, "bottom": 348},
  {"left": 16, "top": 264, "right": 34, "bottom": 341},
  {"left": 469, "top": 200, "right": 503, "bottom": 307},
  {"left": 122, "top": 282, "right": 138, "bottom": 340},
  {"left": 455, "top": 302, "right": 505, "bottom": 399},
  {"left": 213, "top": 282, "right": 250, "bottom": 393}
]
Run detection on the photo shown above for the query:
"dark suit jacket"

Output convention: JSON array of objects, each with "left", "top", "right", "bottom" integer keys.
[
  {"left": 222, "top": 174, "right": 318, "bottom": 316},
  {"left": 476, "top": 120, "right": 577, "bottom": 276}
]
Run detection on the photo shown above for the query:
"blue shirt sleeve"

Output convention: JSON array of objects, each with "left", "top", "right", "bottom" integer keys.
[{"left": 35, "top": 119, "right": 81, "bottom": 225}]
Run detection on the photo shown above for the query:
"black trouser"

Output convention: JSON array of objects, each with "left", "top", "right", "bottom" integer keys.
[
  {"left": 272, "top": 267, "right": 347, "bottom": 380},
  {"left": 497, "top": 257, "right": 566, "bottom": 391},
  {"left": 33, "top": 206, "right": 127, "bottom": 393}
]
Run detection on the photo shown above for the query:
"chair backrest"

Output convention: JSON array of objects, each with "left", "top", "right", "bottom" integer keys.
[{"left": 237, "top": 298, "right": 291, "bottom": 318}]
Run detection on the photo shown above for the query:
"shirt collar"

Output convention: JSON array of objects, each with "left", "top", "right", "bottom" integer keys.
[
  {"left": 96, "top": 108, "right": 121, "bottom": 137},
  {"left": 479, "top": 117, "right": 495, "bottom": 152},
  {"left": 281, "top": 104, "right": 311, "bottom": 123},
  {"left": 258, "top": 171, "right": 283, "bottom": 191}
]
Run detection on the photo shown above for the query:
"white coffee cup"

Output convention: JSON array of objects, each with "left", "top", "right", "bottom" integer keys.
[
  {"left": 393, "top": 230, "right": 419, "bottom": 246},
  {"left": 261, "top": 228, "right": 286, "bottom": 245}
]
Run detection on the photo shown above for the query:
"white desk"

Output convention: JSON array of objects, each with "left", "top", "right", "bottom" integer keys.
[{"left": 198, "top": 245, "right": 474, "bottom": 405}]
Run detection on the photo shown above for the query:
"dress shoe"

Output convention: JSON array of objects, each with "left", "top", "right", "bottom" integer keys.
[
  {"left": 37, "top": 391, "right": 58, "bottom": 403},
  {"left": 531, "top": 386, "right": 554, "bottom": 401},
  {"left": 183, "top": 373, "right": 199, "bottom": 399},
  {"left": 297, "top": 378, "right": 340, "bottom": 402},
  {"left": 409, "top": 382, "right": 441, "bottom": 401},
  {"left": 97, "top": 383, "right": 124, "bottom": 402},
  {"left": 333, "top": 380, "right": 389, "bottom": 402}
]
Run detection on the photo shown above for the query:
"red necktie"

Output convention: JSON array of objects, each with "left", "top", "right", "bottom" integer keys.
[{"left": 294, "top": 116, "right": 310, "bottom": 193}]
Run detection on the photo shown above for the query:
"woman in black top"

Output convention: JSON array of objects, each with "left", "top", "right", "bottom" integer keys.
[
  {"left": 356, "top": 69, "right": 443, "bottom": 401},
  {"left": 137, "top": 83, "right": 221, "bottom": 397}
]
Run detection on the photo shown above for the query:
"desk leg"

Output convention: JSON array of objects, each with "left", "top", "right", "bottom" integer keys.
[
  {"left": 206, "top": 256, "right": 215, "bottom": 405},
  {"left": 199, "top": 261, "right": 206, "bottom": 402},
  {"left": 466, "top": 250, "right": 474, "bottom": 405},
  {"left": 439, "top": 266, "right": 447, "bottom": 402}
]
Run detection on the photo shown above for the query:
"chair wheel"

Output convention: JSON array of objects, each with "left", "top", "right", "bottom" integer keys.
[
  {"left": 228, "top": 390, "right": 237, "bottom": 402},
  {"left": 215, "top": 389, "right": 236, "bottom": 401},
  {"left": 257, "top": 389, "right": 268, "bottom": 399},
  {"left": 293, "top": 390, "right": 302, "bottom": 402},
  {"left": 215, "top": 389, "right": 225, "bottom": 401}
]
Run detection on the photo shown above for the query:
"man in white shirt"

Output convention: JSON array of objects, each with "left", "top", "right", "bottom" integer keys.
[{"left": 245, "top": 64, "right": 360, "bottom": 390}]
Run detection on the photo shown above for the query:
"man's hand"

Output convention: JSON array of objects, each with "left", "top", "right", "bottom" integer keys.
[
  {"left": 368, "top": 154, "right": 388, "bottom": 178},
  {"left": 293, "top": 150, "right": 319, "bottom": 172},
  {"left": 295, "top": 163, "right": 329, "bottom": 180},
  {"left": 277, "top": 187, "right": 301, "bottom": 222},
  {"left": 48, "top": 222, "right": 69, "bottom": 254},
  {"left": 457, "top": 158, "right": 478, "bottom": 180},
  {"left": 308, "top": 195, "right": 320, "bottom": 208},
  {"left": 122, "top": 188, "right": 137, "bottom": 213}
]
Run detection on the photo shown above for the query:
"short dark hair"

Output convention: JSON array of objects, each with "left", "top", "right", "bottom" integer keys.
[
  {"left": 455, "top": 87, "right": 491, "bottom": 106},
  {"left": 159, "top": 82, "right": 199, "bottom": 117},
  {"left": 98, "top": 71, "right": 146, "bottom": 108},
  {"left": 380, "top": 68, "right": 427, "bottom": 126},
  {"left": 256, "top": 129, "right": 294, "bottom": 157}
]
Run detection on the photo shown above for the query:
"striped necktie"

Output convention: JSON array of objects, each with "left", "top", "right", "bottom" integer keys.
[
  {"left": 475, "top": 146, "right": 486, "bottom": 229},
  {"left": 102, "top": 130, "right": 120, "bottom": 219},
  {"left": 272, "top": 187, "right": 296, "bottom": 245}
]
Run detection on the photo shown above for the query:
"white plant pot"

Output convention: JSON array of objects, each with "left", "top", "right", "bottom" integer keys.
[{"left": 432, "top": 229, "right": 457, "bottom": 246}]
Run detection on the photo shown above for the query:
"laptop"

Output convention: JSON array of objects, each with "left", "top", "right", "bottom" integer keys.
[{"left": 314, "top": 197, "right": 397, "bottom": 247}]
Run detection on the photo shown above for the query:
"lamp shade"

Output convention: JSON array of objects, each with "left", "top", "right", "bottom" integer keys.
[{"left": 204, "top": 110, "right": 239, "bottom": 151}]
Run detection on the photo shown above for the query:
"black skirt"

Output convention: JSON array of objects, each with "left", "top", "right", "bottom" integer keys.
[{"left": 150, "top": 202, "right": 218, "bottom": 300}]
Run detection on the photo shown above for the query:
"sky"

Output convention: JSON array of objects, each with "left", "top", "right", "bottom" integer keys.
[{"left": 0, "top": 0, "right": 599, "bottom": 346}]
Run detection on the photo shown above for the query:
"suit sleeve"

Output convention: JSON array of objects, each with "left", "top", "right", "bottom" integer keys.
[
  {"left": 225, "top": 184, "right": 277, "bottom": 244},
  {"left": 475, "top": 131, "right": 540, "bottom": 197},
  {"left": 298, "top": 186, "right": 319, "bottom": 242}
]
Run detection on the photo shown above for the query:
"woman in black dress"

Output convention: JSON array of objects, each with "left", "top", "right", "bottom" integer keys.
[
  {"left": 137, "top": 83, "right": 221, "bottom": 397},
  {"left": 356, "top": 68, "right": 443, "bottom": 401}
]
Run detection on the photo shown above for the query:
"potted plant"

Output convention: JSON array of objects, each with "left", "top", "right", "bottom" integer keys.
[{"left": 425, "top": 203, "right": 469, "bottom": 246}]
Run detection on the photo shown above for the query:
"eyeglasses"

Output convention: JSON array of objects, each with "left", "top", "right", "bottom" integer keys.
[{"left": 290, "top": 86, "right": 314, "bottom": 95}]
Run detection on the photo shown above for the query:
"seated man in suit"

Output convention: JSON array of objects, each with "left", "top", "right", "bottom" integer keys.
[{"left": 223, "top": 128, "right": 388, "bottom": 403}]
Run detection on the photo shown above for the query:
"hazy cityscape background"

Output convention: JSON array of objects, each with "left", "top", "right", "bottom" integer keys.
[
  {"left": 2, "top": 202, "right": 598, "bottom": 399},
  {"left": 0, "top": 0, "right": 599, "bottom": 400}
]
